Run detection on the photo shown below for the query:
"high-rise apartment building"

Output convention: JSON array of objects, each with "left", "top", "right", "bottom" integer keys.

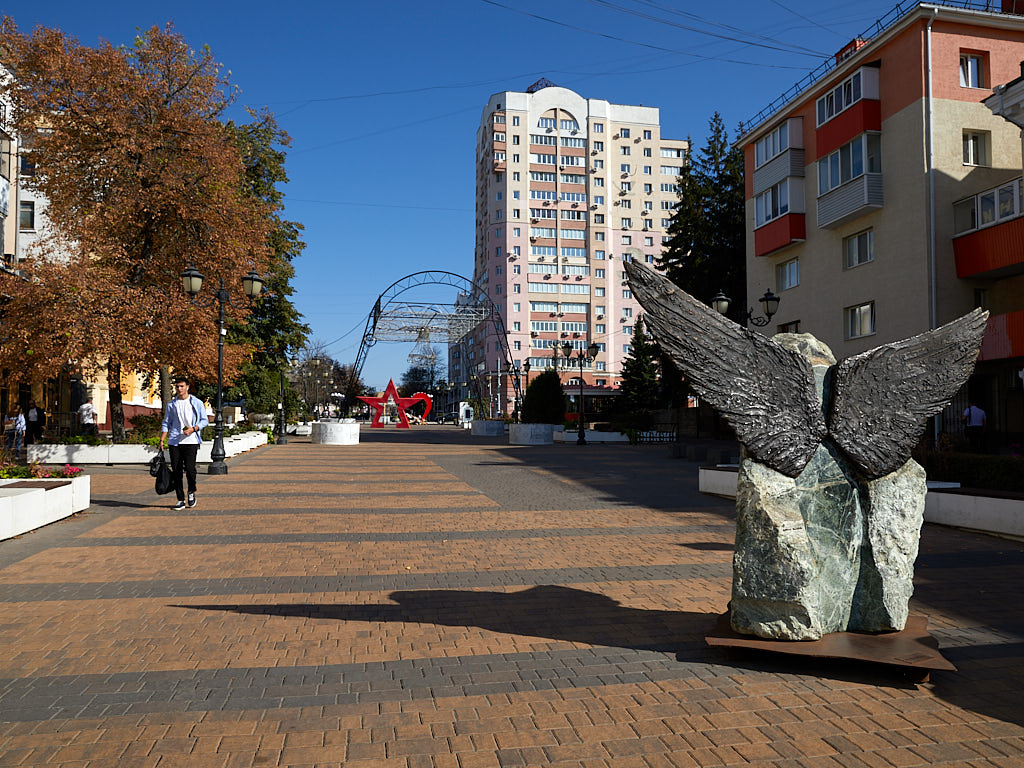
[
  {"left": 454, "top": 81, "right": 687, "bottom": 417},
  {"left": 739, "top": 1, "right": 1024, "bottom": 442}
]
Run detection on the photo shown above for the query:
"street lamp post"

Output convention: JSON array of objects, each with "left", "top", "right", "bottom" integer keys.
[
  {"left": 563, "top": 341, "right": 600, "bottom": 445},
  {"left": 181, "top": 266, "right": 265, "bottom": 475}
]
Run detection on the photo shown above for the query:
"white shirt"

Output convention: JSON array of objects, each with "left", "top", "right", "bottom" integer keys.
[
  {"left": 78, "top": 402, "right": 97, "bottom": 425},
  {"left": 174, "top": 397, "right": 200, "bottom": 445},
  {"left": 963, "top": 405, "right": 985, "bottom": 427}
]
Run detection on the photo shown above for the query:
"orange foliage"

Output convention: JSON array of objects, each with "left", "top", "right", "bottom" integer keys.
[{"left": 0, "top": 20, "right": 271, "bottom": 386}]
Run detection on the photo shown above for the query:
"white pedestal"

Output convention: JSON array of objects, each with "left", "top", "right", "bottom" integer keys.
[
  {"left": 311, "top": 422, "right": 360, "bottom": 445},
  {"left": 471, "top": 421, "right": 506, "bottom": 437},
  {"left": 509, "top": 423, "right": 555, "bottom": 445}
]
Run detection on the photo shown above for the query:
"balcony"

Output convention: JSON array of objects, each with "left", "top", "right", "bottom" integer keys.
[
  {"left": 817, "top": 172, "right": 882, "bottom": 229},
  {"left": 754, "top": 213, "right": 806, "bottom": 257},
  {"left": 979, "top": 309, "right": 1024, "bottom": 362},
  {"left": 952, "top": 177, "right": 1024, "bottom": 279}
]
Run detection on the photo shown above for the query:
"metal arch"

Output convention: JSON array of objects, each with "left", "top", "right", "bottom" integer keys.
[{"left": 352, "top": 271, "right": 514, "bottom": 392}]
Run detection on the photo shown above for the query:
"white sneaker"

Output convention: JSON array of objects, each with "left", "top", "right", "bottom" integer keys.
[{"left": 173, "top": 500, "right": 186, "bottom": 510}]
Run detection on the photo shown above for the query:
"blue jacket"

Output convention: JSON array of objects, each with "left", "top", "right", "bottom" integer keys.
[{"left": 161, "top": 395, "right": 210, "bottom": 445}]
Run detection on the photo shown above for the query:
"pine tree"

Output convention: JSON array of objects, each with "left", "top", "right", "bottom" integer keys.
[
  {"left": 615, "top": 317, "right": 661, "bottom": 425},
  {"left": 658, "top": 113, "right": 746, "bottom": 323}
]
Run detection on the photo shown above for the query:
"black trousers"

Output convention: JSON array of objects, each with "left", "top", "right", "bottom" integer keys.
[{"left": 169, "top": 443, "right": 199, "bottom": 501}]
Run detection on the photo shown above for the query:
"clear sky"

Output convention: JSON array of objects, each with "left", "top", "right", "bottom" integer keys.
[{"left": 11, "top": 0, "right": 905, "bottom": 390}]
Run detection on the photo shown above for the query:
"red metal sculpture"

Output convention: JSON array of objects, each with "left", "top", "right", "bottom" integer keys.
[{"left": 357, "top": 379, "right": 432, "bottom": 428}]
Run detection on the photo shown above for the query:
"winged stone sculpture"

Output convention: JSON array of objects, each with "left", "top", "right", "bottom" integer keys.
[{"left": 624, "top": 262, "right": 988, "bottom": 640}]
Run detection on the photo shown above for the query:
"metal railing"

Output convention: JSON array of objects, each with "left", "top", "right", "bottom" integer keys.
[{"left": 739, "top": 1, "right": 1020, "bottom": 139}]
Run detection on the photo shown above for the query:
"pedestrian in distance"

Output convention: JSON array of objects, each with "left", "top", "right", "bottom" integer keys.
[
  {"left": 159, "top": 376, "right": 209, "bottom": 510},
  {"left": 4, "top": 407, "right": 25, "bottom": 456},
  {"left": 77, "top": 397, "right": 98, "bottom": 436},
  {"left": 25, "top": 399, "right": 46, "bottom": 445},
  {"left": 962, "top": 399, "right": 987, "bottom": 452}
]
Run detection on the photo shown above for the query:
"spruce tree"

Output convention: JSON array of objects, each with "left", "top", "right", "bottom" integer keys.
[
  {"left": 615, "top": 318, "right": 661, "bottom": 425},
  {"left": 658, "top": 113, "right": 746, "bottom": 323},
  {"left": 520, "top": 370, "right": 565, "bottom": 424}
]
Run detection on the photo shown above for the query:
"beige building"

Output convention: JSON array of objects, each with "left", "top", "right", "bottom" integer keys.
[
  {"left": 457, "top": 80, "right": 687, "bottom": 418},
  {"left": 740, "top": 1, "right": 1024, "bottom": 444}
]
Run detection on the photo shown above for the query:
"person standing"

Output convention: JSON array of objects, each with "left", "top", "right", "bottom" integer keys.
[
  {"left": 77, "top": 397, "right": 98, "bottom": 436},
  {"left": 25, "top": 400, "right": 46, "bottom": 445},
  {"left": 5, "top": 407, "right": 25, "bottom": 456},
  {"left": 962, "top": 400, "right": 987, "bottom": 452},
  {"left": 159, "top": 376, "right": 209, "bottom": 510}
]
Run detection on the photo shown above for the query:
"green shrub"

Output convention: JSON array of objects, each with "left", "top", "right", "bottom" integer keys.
[
  {"left": 520, "top": 371, "right": 565, "bottom": 425},
  {"left": 913, "top": 449, "right": 1024, "bottom": 492},
  {"left": 128, "top": 413, "right": 162, "bottom": 439},
  {"left": 53, "top": 434, "right": 111, "bottom": 446}
]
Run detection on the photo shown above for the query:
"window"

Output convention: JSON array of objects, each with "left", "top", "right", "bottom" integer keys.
[
  {"left": 643, "top": 148, "right": 651, "bottom": 157},
  {"left": 560, "top": 192, "right": 587, "bottom": 202},
  {"left": 963, "top": 131, "right": 990, "bottom": 166},
  {"left": 620, "top": 128, "right": 631, "bottom": 138},
  {"left": 595, "top": 324, "right": 606, "bottom": 333},
  {"left": 513, "top": 191, "right": 520, "bottom": 199},
  {"left": 494, "top": 152, "right": 506, "bottom": 162},
  {"left": 644, "top": 184, "right": 652, "bottom": 193},
  {"left": 530, "top": 263, "right": 558, "bottom": 274},
  {"left": 755, "top": 180, "right": 789, "bottom": 227},
  {"left": 538, "top": 117, "right": 556, "bottom": 128},
  {"left": 513, "top": 321, "right": 521, "bottom": 331},
  {"left": 594, "top": 141, "right": 604, "bottom": 151},
  {"left": 530, "top": 171, "right": 556, "bottom": 182},
  {"left": 512, "top": 116, "right": 520, "bottom": 126},
  {"left": 494, "top": 114, "right": 505, "bottom": 124},
  {"left": 531, "top": 321, "right": 558, "bottom": 332},
  {"left": 593, "top": 159, "right": 604, "bottom": 169},
  {"left": 593, "top": 214, "right": 605, "bottom": 224},
  {"left": 817, "top": 133, "right": 880, "bottom": 195},
  {"left": 531, "top": 301, "right": 558, "bottom": 312},
  {"left": 495, "top": 264, "right": 503, "bottom": 274},
  {"left": 513, "top": 341, "right": 521, "bottom": 350},
  {"left": 754, "top": 122, "right": 789, "bottom": 168},
  {"left": 595, "top": 232, "right": 605, "bottom": 241},
  {"left": 561, "top": 283, "right": 590, "bottom": 294},
  {"left": 661, "top": 147, "right": 685, "bottom": 158},
  {"left": 561, "top": 173, "right": 586, "bottom": 184},
  {"left": 622, "top": 235, "right": 632, "bottom": 245},
  {"left": 561, "top": 136, "right": 585, "bottom": 148},
  {"left": 513, "top": 172, "right": 520, "bottom": 180},
  {"left": 644, "top": 201, "right": 653, "bottom": 211},
  {"left": 644, "top": 238, "right": 653, "bottom": 247},
  {"left": 622, "top": 289, "right": 632, "bottom": 299},
  {"left": 846, "top": 301, "right": 876, "bottom": 339},
  {"left": 816, "top": 70, "right": 863, "bottom": 126},
  {"left": 531, "top": 227, "right": 556, "bottom": 238},
  {"left": 19, "top": 155, "right": 35, "bottom": 177},
  {"left": 661, "top": 183, "right": 678, "bottom": 192},
  {"left": 512, "top": 265, "right": 521, "bottom": 274},
  {"left": 643, "top": 166, "right": 652, "bottom": 174},
  {"left": 661, "top": 165, "right": 682, "bottom": 175},
  {"left": 530, "top": 208, "right": 557, "bottom": 219},
  {"left": 623, "top": 345, "right": 633, "bottom": 354},
  {"left": 594, "top": 123, "right": 604, "bottom": 133},
  {"left": 560, "top": 119, "right": 579, "bottom": 131},
  {"left": 560, "top": 209, "right": 586, "bottom": 220},
  {"left": 531, "top": 190, "right": 557, "bottom": 200},
  {"left": 561, "top": 247, "right": 586, "bottom": 257},
  {"left": 960, "top": 53, "right": 985, "bottom": 88},
  {"left": 513, "top": 303, "right": 521, "bottom": 312},
  {"left": 531, "top": 245, "right": 556, "bottom": 255},
  {"left": 594, "top": 268, "right": 605, "bottom": 278},
  {"left": 529, "top": 282, "right": 558, "bottom": 293},
  {"left": 561, "top": 303, "right": 588, "bottom": 313},
  {"left": 19, "top": 200, "right": 34, "bottom": 230},
  {"left": 531, "top": 153, "right": 556, "bottom": 164},
  {"left": 562, "top": 264, "right": 589, "bottom": 276},
  {"left": 620, "top": 163, "right": 631, "bottom": 173},
  {"left": 623, "top": 326, "right": 633, "bottom": 335},
  {"left": 562, "top": 322, "right": 588, "bottom": 332},
  {"left": 594, "top": 250, "right": 605, "bottom": 260},
  {"left": 512, "top": 135, "right": 520, "bottom": 145},
  {"left": 621, "top": 182, "right": 632, "bottom": 192},
  {"left": 843, "top": 230, "right": 873, "bottom": 268},
  {"left": 512, "top": 154, "right": 520, "bottom": 163},
  {"left": 561, "top": 155, "right": 585, "bottom": 167},
  {"left": 594, "top": 177, "right": 604, "bottom": 187},
  {"left": 560, "top": 229, "right": 585, "bottom": 239},
  {"left": 620, "top": 146, "right": 631, "bottom": 156},
  {"left": 513, "top": 230, "right": 521, "bottom": 239},
  {"left": 595, "top": 287, "right": 606, "bottom": 296},
  {"left": 513, "top": 283, "right": 521, "bottom": 293},
  {"left": 778, "top": 320, "right": 800, "bottom": 334},
  {"left": 777, "top": 258, "right": 799, "bottom": 290},
  {"left": 494, "top": 132, "right": 506, "bottom": 142},
  {"left": 622, "top": 307, "right": 633, "bottom": 317},
  {"left": 660, "top": 218, "right": 670, "bottom": 228},
  {"left": 645, "top": 253, "right": 654, "bottom": 262},
  {"left": 595, "top": 305, "right": 605, "bottom": 315}
]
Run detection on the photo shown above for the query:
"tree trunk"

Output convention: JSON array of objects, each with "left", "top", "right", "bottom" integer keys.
[
  {"left": 108, "top": 359, "right": 127, "bottom": 443},
  {"left": 159, "top": 366, "right": 172, "bottom": 411}
]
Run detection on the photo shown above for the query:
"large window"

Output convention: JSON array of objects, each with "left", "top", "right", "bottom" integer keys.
[
  {"left": 754, "top": 122, "right": 789, "bottom": 168},
  {"left": 530, "top": 171, "right": 556, "bottom": 182},
  {"left": 816, "top": 70, "right": 863, "bottom": 126},
  {"left": 846, "top": 301, "right": 875, "bottom": 339},
  {"left": 531, "top": 153, "right": 556, "bottom": 164},
  {"left": 755, "top": 180, "right": 789, "bottom": 227},
  {"left": 531, "top": 301, "right": 558, "bottom": 312},
  {"left": 561, "top": 303, "right": 588, "bottom": 313},
  {"left": 530, "top": 227, "right": 556, "bottom": 238},
  {"left": 777, "top": 258, "right": 799, "bottom": 291},
  {"left": 953, "top": 179, "right": 1021, "bottom": 234},
  {"left": 560, "top": 229, "right": 586, "bottom": 239},
  {"left": 530, "top": 134, "right": 556, "bottom": 145},
  {"left": 960, "top": 53, "right": 986, "bottom": 88},
  {"left": 529, "top": 263, "right": 557, "bottom": 274},
  {"left": 530, "top": 189, "right": 557, "bottom": 200},
  {"left": 818, "top": 133, "right": 881, "bottom": 196},
  {"left": 560, "top": 137, "right": 585, "bottom": 148},
  {"left": 561, "top": 283, "right": 590, "bottom": 294},
  {"left": 843, "top": 229, "right": 873, "bottom": 268},
  {"left": 660, "top": 165, "right": 682, "bottom": 176},
  {"left": 537, "top": 117, "right": 556, "bottom": 128},
  {"left": 529, "top": 282, "right": 558, "bottom": 293}
]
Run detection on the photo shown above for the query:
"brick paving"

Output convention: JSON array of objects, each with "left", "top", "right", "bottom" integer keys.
[{"left": 0, "top": 426, "right": 1022, "bottom": 767}]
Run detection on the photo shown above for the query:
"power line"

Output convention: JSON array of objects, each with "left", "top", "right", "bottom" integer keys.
[
  {"left": 477, "top": 0, "right": 815, "bottom": 70},
  {"left": 766, "top": 0, "right": 847, "bottom": 38}
]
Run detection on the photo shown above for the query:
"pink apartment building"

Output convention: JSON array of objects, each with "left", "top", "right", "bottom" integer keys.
[{"left": 455, "top": 81, "right": 687, "bottom": 418}]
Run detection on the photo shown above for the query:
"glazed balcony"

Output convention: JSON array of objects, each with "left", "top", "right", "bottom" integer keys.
[{"left": 953, "top": 177, "right": 1024, "bottom": 279}]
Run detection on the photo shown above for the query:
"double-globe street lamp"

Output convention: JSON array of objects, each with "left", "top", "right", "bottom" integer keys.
[
  {"left": 711, "top": 288, "right": 780, "bottom": 327},
  {"left": 181, "top": 266, "right": 265, "bottom": 475},
  {"left": 562, "top": 341, "right": 600, "bottom": 446}
]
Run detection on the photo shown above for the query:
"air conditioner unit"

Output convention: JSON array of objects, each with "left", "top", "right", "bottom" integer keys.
[
  {"left": 530, "top": 237, "right": 537, "bottom": 242},
  {"left": 619, "top": 191, "right": 627, "bottom": 196},
  {"left": 537, "top": 255, "right": 545, "bottom": 261},
  {"left": 571, "top": 202, "right": 578, "bottom": 208},
  {"left": 642, "top": 228, "right": 649, "bottom": 232},
  {"left": 575, "top": 275, "right": 583, "bottom": 281},
  {"left": 546, "top": 127, "right": 554, "bottom": 133},
  {"left": 621, "top": 173, "right": 629, "bottom": 179},
  {"left": 591, "top": 150, "right": 598, "bottom": 156},
  {"left": 613, "top": 133, "right": 620, "bottom": 139},
  {"left": 620, "top": 317, "right": 627, "bottom": 322},
  {"left": 590, "top": 204, "right": 597, "bottom": 210},
  {"left": 543, "top": 274, "right": 551, "bottom": 279},
  {"left": 571, "top": 129, "right": 579, "bottom": 135},
  {"left": 559, "top": 166, "right": 565, "bottom": 171},
  {"left": 634, "top": 137, "right": 640, "bottom": 143},
  {"left": 573, "top": 332, "right": 580, "bottom": 337},
  {"left": 550, "top": 312, "right": 557, "bottom": 317},
  {"left": 562, "top": 275, "right": 569, "bottom": 280},
  {"left": 562, "top": 256, "right": 569, "bottom": 262},
  {"left": 531, "top": 331, "right": 538, "bottom": 337},
  {"left": 613, "top": 201, "right": 620, "bottom": 206},
  {"left": 597, "top": 314, "right": 604, "bottom": 319},
  {"left": 558, "top": 312, "right": 565, "bottom": 317},
  {"left": 531, "top": 218, "right": 538, "bottom": 223},
  {"left": 561, "top": 332, "right": 568, "bottom": 337}
]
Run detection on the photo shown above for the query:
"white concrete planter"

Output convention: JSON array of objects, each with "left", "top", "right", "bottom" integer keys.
[
  {"left": 509, "top": 423, "right": 556, "bottom": 445},
  {"left": 108, "top": 444, "right": 160, "bottom": 463},
  {"left": 0, "top": 474, "right": 91, "bottom": 540},
  {"left": 28, "top": 444, "right": 110, "bottom": 465},
  {"left": 698, "top": 466, "right": 739, "bottom": 497},
  {"left": 311, "top": 422, "right": 360, "bottom": 445},
  {"left": 471, "top": 421, "right": 506, "bottom": 437},
  {"left": 26, "top": 431, "right": 268, "bottom": 465},
  {"left": 925, "top": 490, "right": 1024, "bottom": 538}
]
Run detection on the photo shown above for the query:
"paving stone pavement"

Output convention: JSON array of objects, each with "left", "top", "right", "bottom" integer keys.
[{"left": 1, "top": 425, "right": 1023, "bottom": 768}]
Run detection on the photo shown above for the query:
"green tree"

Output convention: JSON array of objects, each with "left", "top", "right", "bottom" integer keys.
[
  {"left": 520, "top": 370, "right": 565, "bottom": 424},
  {"left": 658, "top": 113, "right": 746, "bottom": 323},
  {"left": 615, "top": 317, "right": 662, "bottom": 427}
]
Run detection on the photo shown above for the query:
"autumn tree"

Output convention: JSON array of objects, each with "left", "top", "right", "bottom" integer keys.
[{"left": 0, "top": 21, "right": 272, "bottom": 439}]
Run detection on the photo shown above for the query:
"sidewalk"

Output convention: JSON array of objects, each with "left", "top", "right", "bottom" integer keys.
[{"left": 0, "top": 425, "right": 1022, "bottom": 767}]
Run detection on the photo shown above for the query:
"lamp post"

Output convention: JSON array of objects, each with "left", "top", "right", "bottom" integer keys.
[
  {"left": 181, "top": 266, "right": 265, "bottom": 475},
  {"left": 711, "top": 288, "right": 780, "bottom": 327},
  {"left": 523, "top": 360, "right": 531, "bottom": 388},
  {"left": 563, "top": 341, "right": 600, "bottom": 445},
  {"left": 277, "top": 360, "right": 289, "bottom": 445}
]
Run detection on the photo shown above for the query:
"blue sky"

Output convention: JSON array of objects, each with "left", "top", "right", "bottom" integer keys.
[{"left": 14, "top": 0, "right": 904, "bottom": 390}]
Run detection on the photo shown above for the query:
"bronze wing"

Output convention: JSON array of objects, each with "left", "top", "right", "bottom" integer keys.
[
  {"left": 624, "top": 262, "right": 825, "bottom": 478},
  {"left": 828, "top": 309, "right": 988, "bottom": 479}
]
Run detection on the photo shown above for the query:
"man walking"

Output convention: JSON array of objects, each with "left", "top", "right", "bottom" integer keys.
[
  {"left": 77, "top": 397, "right": 98, "bottom": 436},
  {"left": 159, "top": 376, "right": 209, "bottom": 510},
  {"left": 962, "top": 399, "right": 987, "bottom": 452}
]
